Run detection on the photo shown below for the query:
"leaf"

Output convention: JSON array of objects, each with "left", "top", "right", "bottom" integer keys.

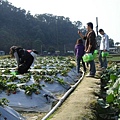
[
  {"left": 110, "top": 74, "right": 117, "bottom": 82},
  {"left": 106, "top": 93, "right": 114, "bottom": 103}
]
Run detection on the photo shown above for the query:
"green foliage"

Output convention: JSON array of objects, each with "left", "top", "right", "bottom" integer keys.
[
  {"left": 0, "top": 56, "right": 76, "bottom": 97},
  {"left": 0, "top": 98, "right": 9, "bottom": 106},
  {"left": 98, "top": 63, "right": 120, "bottom": 118},
  {"left": 0, "top": 0, "right": 84, "bottom": 53},
  {"left": 56, "top": 77, "right": 65, "bottom": 85},
  {"left": 7, "top": 84, "right": 18, "bottom": 92},
  {"left": 109, "top": 38, "right": 114, "bottom": 47},
  {"left": 23, "top": 84, "right": 41, "bottom": 96},
  {"left": 0, "top": 79, "right": 7, "bottom": 90},
  {"left": 44, "top": 77, "right": 54, "bottom": 83}
]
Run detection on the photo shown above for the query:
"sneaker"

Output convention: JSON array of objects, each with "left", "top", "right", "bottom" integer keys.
[{"left": 86, "top": 73, "right": 95, "bottom": 77}]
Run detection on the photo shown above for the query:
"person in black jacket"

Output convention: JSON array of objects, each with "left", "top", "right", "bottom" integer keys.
[
  {"left": 9, "top": 46, "right": 34, "bottom": 74},
  {"left": 78, "top": 22, "right": 96, "bottom": 77}
]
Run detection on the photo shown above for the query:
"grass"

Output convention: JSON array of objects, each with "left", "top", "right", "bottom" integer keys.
[
  {"left": 0, "top": 55, "right": 10, "bottom": 59},
  {"left": 94, "top": 54, "right": 120, "bottom": 63},
  {"left": 107, "top": 56, "right": 120, "bottom": 62}
]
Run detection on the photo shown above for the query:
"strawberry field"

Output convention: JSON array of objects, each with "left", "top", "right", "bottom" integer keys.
[{"left": 0, "top": 56, "right": 81, "bottom": 119}]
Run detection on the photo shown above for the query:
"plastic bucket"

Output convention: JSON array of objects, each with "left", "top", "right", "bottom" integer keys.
[
  {"left": 94, "top": 50, "right": 98, "bottom": 54},
  {"left": 93, "top": 50, "right": 98, "bottom": 58},
  {"left": 82, "top": 53, "right": 94, "bottom": 62},
  {"left": 102, "top": 51, "right": 109, "bottom": 57}
]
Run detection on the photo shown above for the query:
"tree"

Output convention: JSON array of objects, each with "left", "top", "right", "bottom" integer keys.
[
  {"left": 48, "top": 46, "right": 55, "bottom": 54},
  {"left": 109, "top": 38, "right": 114, "bottom": 47},
  {"left": 73, "top": 21, "right": 82, "bottom": 29},
  {"left": 115, "top": 42, "right": 120, "bottom": 46},
  {"left": 0, "top": 0, "right": 83, "bottom": 53}
]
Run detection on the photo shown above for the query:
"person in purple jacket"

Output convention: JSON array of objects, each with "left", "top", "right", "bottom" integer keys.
[{"left": 74, "top": 38, "right": 86, "bottom": 76}]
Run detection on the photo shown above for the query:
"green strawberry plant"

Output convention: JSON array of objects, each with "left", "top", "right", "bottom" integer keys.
[
  {"left": 0, "top": 79, "right": 7, "bottom": 90},
  {"left": 23, "top": 84, "right": 42, "bottom": 96},
  {"left": 6, "top": 84, "right": 18, "bottom": 95},
  {"left": 56, "top": 77, "right": 65, "bottom": 85},
  {"left": 98, "top": 63, "right": 120, "bottom": 118},
  {"left": 0, "top": 98, "right": 9, "bottom": 106},
  {"left": 44, "top": 77, "right": 54, "bottom": 83}
]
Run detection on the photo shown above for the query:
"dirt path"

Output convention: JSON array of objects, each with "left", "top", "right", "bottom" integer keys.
[
  {"left": 21, "top": 69, "right": 101, "bottom": 120},
  {"left": 49, "top": 73, "right": 100, "bottom": 120}
]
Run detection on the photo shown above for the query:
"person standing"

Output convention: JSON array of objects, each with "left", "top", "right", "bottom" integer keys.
[
  {"left": 78, "top": 22, "right": 97, "bottom": 77},
  {"left": 74, "top": 38, "right": 86, "bottom": 76},
  {"left": 99, "top": 29, "right": 109, "bottom": 68}
]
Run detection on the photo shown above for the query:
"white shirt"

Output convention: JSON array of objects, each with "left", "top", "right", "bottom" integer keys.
[
  {"left": 30, "top": 52, "right": 37, "bottom": 68},
  {"left": 100, "top": 33, "right": 109, "bottom": 51},
  {"left": 14, "top": 52, "right": 20, "bottom": 66}
]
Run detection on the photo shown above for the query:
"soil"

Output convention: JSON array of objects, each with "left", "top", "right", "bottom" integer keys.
[
  {"left": 21, "top": 67, "right": 101, "bottom": 120},
  {"left": 49, "top": 72, "right": 101, "bottom": 120}
]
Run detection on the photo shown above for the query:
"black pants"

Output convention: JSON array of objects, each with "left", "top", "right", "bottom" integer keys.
[{"left": 18, "top": 55, "right": 34, "bottom": 74}]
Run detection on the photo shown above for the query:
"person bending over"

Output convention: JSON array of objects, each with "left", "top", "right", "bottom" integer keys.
[{"left": 9, "top": 46, "right": 34, "bottom": 74}]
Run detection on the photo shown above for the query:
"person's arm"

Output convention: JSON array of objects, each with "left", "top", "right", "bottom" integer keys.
[
  {"left": 14, "top": 52, "right": 20, "bottom": 66},
  {"left": 104, "top": 35, "right": 109, "bottom": 51},
  {"left": 86, "top": 32, "right": 93, "bottom": 53},
  {"left": 86, "top": 45, "right": 92, "bottom": 53},
  {"left": 78, "top": 30, "right": 86, "bottom": 40},
  {"left": 74, "top": 46, "right": 77, "bottom": 56}
]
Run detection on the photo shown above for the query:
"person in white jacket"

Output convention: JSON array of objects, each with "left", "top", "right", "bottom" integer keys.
[
  {"left": 99, "top": 29, "right": 109, "bottom": 68},
  {"left": 27, "top": 49, "right": 38, "bottom": 68}
]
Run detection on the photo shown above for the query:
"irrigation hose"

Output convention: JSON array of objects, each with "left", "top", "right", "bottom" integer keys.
[{"left": 41, "top": 69, "right": 85, "bottom": 120}]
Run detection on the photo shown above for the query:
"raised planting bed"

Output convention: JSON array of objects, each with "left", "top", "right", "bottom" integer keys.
[{"left": 0, "top": 56, "right": 83, "bottom": 119}]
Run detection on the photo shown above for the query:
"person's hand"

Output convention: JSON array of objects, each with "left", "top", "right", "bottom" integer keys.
[
  {"left": 78, "top": 30, "right": 81, "bottom": 34},
  {"left": 86, "top": 49, "right": 90, "bottom": 53},
  {"left": 15, "top": 67, "right": 18, "bottom": 70}
]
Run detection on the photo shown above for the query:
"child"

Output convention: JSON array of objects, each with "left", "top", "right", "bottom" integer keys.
[
  {"left": 74, "top": 38, "right": 86, "bottom": 76},
  {"left": 9, "top": 46, "right": 34, "bottom": 74}
]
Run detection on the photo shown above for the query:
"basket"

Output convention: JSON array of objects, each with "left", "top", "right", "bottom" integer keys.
[
  {"left": 82, "top": 53, "right": 94, "bottom": 62},
  {"left": 102, "top": 51, "right": 109, "bottom": 57},
  {"left": 93, "top": 50, "right": 98, "bottom": 58}
]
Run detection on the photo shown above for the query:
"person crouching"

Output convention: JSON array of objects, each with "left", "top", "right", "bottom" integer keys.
[{"left": 9, "top": 46, "right": 34, "bottom": 74}]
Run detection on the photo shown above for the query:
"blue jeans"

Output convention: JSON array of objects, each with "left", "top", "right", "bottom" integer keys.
[
  {"left": 89, "top": 59, "right": 96, "bottom": 75},
  {"left": 88, "top": 52, "right": 96, "bottom": 75},
  {"left": 76, "top": 56, "right": 86, "bottom": 73},
  {"left": 99, "top": 50, "right": 107, "bottom": 68}
]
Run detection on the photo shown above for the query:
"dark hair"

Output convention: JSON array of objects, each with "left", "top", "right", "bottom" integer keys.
[
  {"left": 9, "top": 46, "right": 23, "bottom": 57},
  {"left": 99, "top": 29, "right": 104, "bottom": 32},
  {"left": 87, "top": 22, "right": 93, "bottom": 29},
  {"left": 76, "top": 38, "right": 83, "bottom": 45}
]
